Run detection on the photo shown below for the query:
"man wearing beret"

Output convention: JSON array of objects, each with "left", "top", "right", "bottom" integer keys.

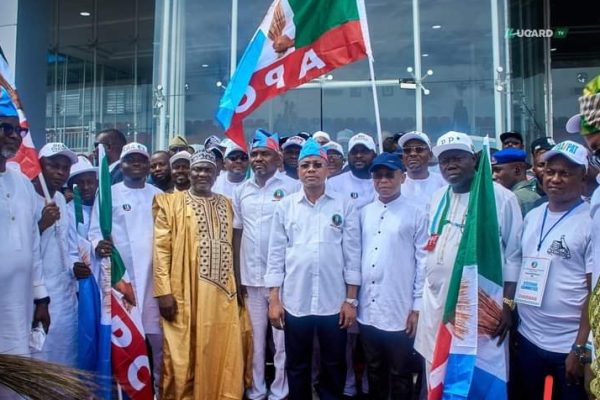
[{"left": 492, "top": 148, "right": 541, "bottom": 216}]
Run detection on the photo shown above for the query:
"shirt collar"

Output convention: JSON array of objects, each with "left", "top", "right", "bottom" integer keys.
[{"left": 296, "top": 186, "right": 336, "bottom": 204}]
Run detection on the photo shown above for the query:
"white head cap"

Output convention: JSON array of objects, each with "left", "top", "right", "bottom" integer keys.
[
  {"left": 348, "top": 133, "right": 376, "bottom": 153},
  {"left": 542, "top": 140, "right": 589, "bottom": 170},
  {"left": 170, "top": 150, "right": 191, "bottom": 166},
  {"left": 120, "top": 142, "right": 149, "bottom": 160},
  {"left": 69, "top": 155, "right": 97, "bottom": 180},
  {"left": 38, "top": 142, "right": 78, "bottom": 164},
  {"left": 432, "top": 131, "right": 474, "bottom": 158},
  {"left": 397, "top": 131, "right": 432, "bottom": 149}
]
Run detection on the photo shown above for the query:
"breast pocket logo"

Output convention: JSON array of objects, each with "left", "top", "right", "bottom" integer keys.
[
  {"left": 350, "top": 192, "right": 359, "bottom": 199},
  {"left": 331, "top": 214, "right": 343, "bottom": 229},
  {"left": 122, "top": 204, "right": 132, "bottom": 211},
  {"left": 273, "top": 189, "right": 285, "bottom": 201}
]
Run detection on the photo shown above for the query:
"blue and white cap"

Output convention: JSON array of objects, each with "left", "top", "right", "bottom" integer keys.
[{"left": 542, "top": 140, "right": 589, "bottom": 170}]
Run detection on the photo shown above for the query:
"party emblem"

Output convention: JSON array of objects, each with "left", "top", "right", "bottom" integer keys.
[
  {"left": 122, "top": 204, "right": 132, "bottom": 211},
  {"left": 350, "top": 192, "right": 359, "bottom": 199},
  {"left": 273, "top": 189, "right": 285, "bottom": 201},
  {"left": 332, "top": 214, "right": 343, "bottom": 227}
]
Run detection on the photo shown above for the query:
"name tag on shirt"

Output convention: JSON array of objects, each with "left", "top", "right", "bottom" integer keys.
[{"left": 515, "top": 256, "right": 551, "bottom": 307}]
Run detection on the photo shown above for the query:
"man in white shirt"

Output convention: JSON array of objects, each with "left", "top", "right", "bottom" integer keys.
[
  {"left": 358, "top": 152, "right": 428, "bottom": 399},
  {"left": 328, "top": 132, "right": 377, "bottom": 211},
  {"left": 88, "top": 142, "right": 164, "bottom": 390},
  {"left": 397, "top": 131, "right": 445, "bottom": 213},
  {"left": 282, "top": 135, "right": 306, "bottom": 180},
  {"left": 514, "top": 140, "right": 591, "bottom": 399},
  {"left": 170, "top": 150, "right": 191, "bottom": 192},
  {"left": 266, "top": 138, "right": 361, "bottom": 400},
  {"left": 213, "top": 141, "right": 249, "bottom": 199},
  {"left": 323, "top": 141, "right": 345, "bottom": 178},
  {"left": 233, "top": 130, "right": 299, "bottom": 400},
  {"left": 32, "top": 142, "right": 79, "bottom": 367},
  {"left": 414, "top": 131, "right": 522, "bottom": 381}
]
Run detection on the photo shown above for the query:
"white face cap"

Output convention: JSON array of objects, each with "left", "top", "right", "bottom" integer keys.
[
  {"left": 323, "top": 140, "right": 344, "bottom": 156},
  {"left": 169, "top": 150, "right": 191, "bottom": 166},
  {"left": 223, "top": 141, "right": 247, "bottom": 158},
  {"left": 397, "top": 131, "right": 432, "bottom": 149},
  {"left": 348, "top": 133, "right": 376, "bottom": 152},
  {"left": 542, "top": 140, "right": 589, "bottom": 170},
  {"left": 38, "top": 142, "right": 78, "bottom": 164},
  {"left": 69, "top": 155, "right": 97, "bottom": 180},
  {"left": 312, "top": 131, "right": 331, "bottom": 143},
  {"left": 432, "top": 131, "right": 475, "bottom": 158},
  {"left": 282, "top": 136, "right": 306, "bottom": 150},
  {"left": 120, "top": 142, "right": 149, "bottom": 160}
]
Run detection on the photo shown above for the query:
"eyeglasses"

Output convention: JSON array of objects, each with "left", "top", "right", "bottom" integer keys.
[
  {"left": 372, "top": 171, "right": 396, "bottom": 180},
  {"left": 227, "top": 154, "right": 249, "bottom": 162},
  {"left": 299, "top": 161, "right": 325, "bottom": 169},
  {"left": 0, "top": 122, "right": 27, "bottom": 138},
  {"left": 327, "top": 153, "right": 344, "bottom": 161},
  {"left": 402, "top": 146, "right": 428, "bottom": 155}
]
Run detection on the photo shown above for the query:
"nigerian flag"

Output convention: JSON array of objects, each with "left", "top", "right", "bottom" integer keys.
[
  {"left": 216, "top": 0, "right": 371, "bottom": 148},
  {"left": 429, "top": 141, "right": 508, "bottom": 400}
]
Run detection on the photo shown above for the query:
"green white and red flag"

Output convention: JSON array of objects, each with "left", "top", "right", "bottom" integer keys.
[{"left": 216, "top": 0, "right": 371, "bottom": 148}]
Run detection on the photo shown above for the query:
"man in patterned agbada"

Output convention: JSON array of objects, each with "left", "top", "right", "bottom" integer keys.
[{"left": 153, "top": 150, "right": 246, "bottom": 399}]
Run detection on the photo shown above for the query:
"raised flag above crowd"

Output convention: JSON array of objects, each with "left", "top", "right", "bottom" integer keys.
[{"left": 216, "top": 0, "right": 370, "bottom": 148}]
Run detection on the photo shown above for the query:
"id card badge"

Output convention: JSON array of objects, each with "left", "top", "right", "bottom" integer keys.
[{"left": 515, "top": 256, "right": 551, "bottom": 307}]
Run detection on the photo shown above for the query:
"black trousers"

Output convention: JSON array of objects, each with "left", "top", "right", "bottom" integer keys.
[
  {"left": 284, "top": 312, "right": 347, "bottom": 400},
  {"left": 360, "top": 323, "right": 414, "bottom": 400}
]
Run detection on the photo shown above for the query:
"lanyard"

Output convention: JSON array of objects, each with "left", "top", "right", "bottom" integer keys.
[
  {"left": 537, "top": 200, "right": 583, "bottom": 251},
  {"left": 429, "top": 187, "right": 452, "bottom": 236}
]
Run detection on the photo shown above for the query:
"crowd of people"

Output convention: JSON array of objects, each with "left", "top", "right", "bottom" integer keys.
[{"left": 1, "top": 74, "right": 600, "bottom": 400}]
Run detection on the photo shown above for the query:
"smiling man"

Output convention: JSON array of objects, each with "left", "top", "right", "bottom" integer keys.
[
  {"left": 0, "top": 93, "right": 49, "bottom": 381},
  {"left": 232, "top": 130, "right": 299, "bottom": 400},
  {"left": 398, "top": 131, "right": 445, "bottom": 213},
  {"left": 32, "top": 142, "right": 79, "bottom": 367},
  {"left": 170, "top": 150, "right": 191, "bottom": 192},
  {"left": 266, "top": 138, "right": 361, "bottom": 400},
  {"left": 88, "top": 142, "right": 164, "bottom": 390},
  {"left": 153, "top": 150, "right": 246, "bottom": 399},
  {"left": 515, "top": 140, "right": 591, "bottom": 399},
  {"left": 213, "top": 141, "right": 250, "bottom": 198},
  {"left": 414, "top": 131, "right": 523, "bottom": 386}
]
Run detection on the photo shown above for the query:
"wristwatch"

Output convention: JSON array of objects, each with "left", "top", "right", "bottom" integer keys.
[
  {"left": 345, "top": 298, "right": 359, "bottom": 308},
  {"left": 571, "top": 343, "right": 592, "bottom": 366},
  {"left": 502, "top": 297, "right": 516, "bottom": 311}
]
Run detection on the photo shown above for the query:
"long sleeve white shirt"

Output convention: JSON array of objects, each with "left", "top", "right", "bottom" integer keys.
[
  {"left": 358, "top": 196, "right": 429, "bottom": 332},
  {"left": 327, "top": 170, "right": 376, "bottom": 211},
  {"left": 264, "top": 189, "right": 361, "bottom": 317},
  {"left": 232, "top": 172, "right": 300, "bottom": 287}
]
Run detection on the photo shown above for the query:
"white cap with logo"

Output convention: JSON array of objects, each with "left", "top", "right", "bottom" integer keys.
[
  {"left": 324, "top": 141, "right": 344, "bottom": 156},
  {"left": 312, "top": 131, "right": 331, "bottom": 143},
  {"left": 432, "top": 131, "right": 475, "bottom": 158},
  {"left": 397, "top": 131, "right": 432, "bottom": 149},
  {"left": 38, "top": 142, "right": 78, "bottom": 164},
  {"left": 69, "top": 155, "right": 97, "bottom": 180},
  {"left": 120, "top": 142, "right": 149, "bottom": 160},
  {"left": 223, "top": 141, "right": 247, "bottom": 158},
  {"left": 542, "top": 140, "right": 589, "bottom": 170},
  {"left": 170, "top": 150, "right": 191, "bottom": 166},
  {"left": 348, "top": 133, "right": 376, "bottom": 153},
  {"left": 282, "top": 136, "right": 306, "bottom": 150}
]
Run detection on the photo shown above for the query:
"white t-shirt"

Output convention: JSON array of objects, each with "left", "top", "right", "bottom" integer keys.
[
  {"left": 327, "top": 170, "right": 376, "bottom": 211},
  {"left": 518, "top": 202, "right": 593, "bottom": 353},
  {"left": 212, "top": 173, "right": 247, "bottom": 199},
  {"left": 402, "top": 172, "right": 446, "bottom": 214}
]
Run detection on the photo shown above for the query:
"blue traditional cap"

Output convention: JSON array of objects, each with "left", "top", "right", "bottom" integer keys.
[
  {"left": 369, "top": 152, "right": 405, "bottom": 172},
  {"left": 190, "top": 150, "right": 217, "bottom": 168},
  {"left": 0, "top": 87, "right": 18, "bottom": 117},
  {"left": 299, "top": 137, "right": 327, "bottom": 161},
  {"left": 252, "top": 129, "right": 280, "bottom": 152},
  {"left": 491, "top": 148, "right": 528, "bottom": 165}
]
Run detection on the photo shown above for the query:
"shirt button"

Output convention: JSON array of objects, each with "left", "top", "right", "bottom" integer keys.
[
  {"left": 372, "top": 281, "right": 375, "bottom": 284},
  {"left": 375, "top": 247, "right": 378, "bottom": 250},
  {"left": 372, "top": 299, "right": 375, "bottom": 302},
  {"left": 380, "top": 216, "right": 384, "bottom": 220},
  {"left": 378, "top": 231, "right": 381, "bottom": 234},
  {"left": 371, "top": 264, "right": 375, "bottom": 268},
  {"left": 11, "top": 216, "right": 15, "bottom": 221},
  {"left": 6, "top": 193, "right": 10, "bottom": 198}
]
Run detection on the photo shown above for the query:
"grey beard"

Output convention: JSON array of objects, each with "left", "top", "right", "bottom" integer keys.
[{"left": 0, "top": 148, "right": 17, "bottom": 159}]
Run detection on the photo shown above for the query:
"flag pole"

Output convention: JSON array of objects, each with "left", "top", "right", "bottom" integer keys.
[
  {"left": 356, "top": 0, "right": 383, "bottom": 153},
  {"left": 37, "top": 171, "right": 52, "bottom": 202}
]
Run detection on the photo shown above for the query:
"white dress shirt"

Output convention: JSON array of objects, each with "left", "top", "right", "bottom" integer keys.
[
  {"left": 233, "top": 172, "right": 300, "bottom": 287},
  {"left": 264, "top": 189, "right": 361, "bottom": 317},
  {"left": 213, "top": 173, "right": 247, "bottom": 199},
  {"left": 401, "top": 172, "right": 446, "bottom": 214},
  {"left": 358, "top": 195, "right": 429, "bottom": 332},
  {"left": 327, "top": 170, "right": 376, "bottom": 211}
]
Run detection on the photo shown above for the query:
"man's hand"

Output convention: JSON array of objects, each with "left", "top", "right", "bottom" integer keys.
[
  {"left": 73, "top": 262, "right": 92, "bottom": 279},
  {"left": 158, "top": 294, "right": 177, "bottom": 322},
  {"left": 268, "top": 298, "right": 285, "bottom": 330},
  {"left": 406, "top": 310, "right": 419, "bottom": 338},
  {"left": 38, "top": 203, "right": 60, "bottom": 233},
  {"left": 492, "top": 304, "right": 512, "bottom": 346},
  {"left": 95, "top": 239, "right": 113, "bottom": 259},
  {"left": 33, "top": 304, "right": 50, "bottom": 333},
  {"left": 565, "top": 351, "right": 584, "bottom": 385},
  {"left": 339, "top": 302, "right": 357, "bottom": 329}
]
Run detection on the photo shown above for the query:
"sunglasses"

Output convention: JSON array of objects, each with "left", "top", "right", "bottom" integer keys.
[
  {"left": 0, "top": 122, "right": 27, "bottom": 138},
  {"left": 372, "top": 171, "right": 397, "bottom": 180},
  {"left": 402, "top": 145, "right": 428, "bottom": 155},
  {"left": 327, "top": 153, "right": 344, "bottom": 161},
  {"left": 299, "top": 161, "right": 325, "bottom": 169},
  {"left": 227, "top": 154, "right": 249, "bottom": 162}
]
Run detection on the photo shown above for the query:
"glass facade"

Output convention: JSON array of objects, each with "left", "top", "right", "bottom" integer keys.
[{"left": 41, "top": 0, "right": 600, "bottom": 153}]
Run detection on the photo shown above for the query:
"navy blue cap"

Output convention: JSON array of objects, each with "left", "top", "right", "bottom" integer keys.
[
  {"left": 369, "top": 152, "right": 405, "bottom": 172},
  {"left": 491, "top": 148, "right": 527, "bottom": 165}
]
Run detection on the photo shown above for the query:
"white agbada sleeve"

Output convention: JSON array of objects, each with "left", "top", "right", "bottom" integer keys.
[
  {"left": 412, "top": 210, "right": 429, "bottom": 311},
  {"left": 496, "top": 185, "right": 523, "bottom": 282}
]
